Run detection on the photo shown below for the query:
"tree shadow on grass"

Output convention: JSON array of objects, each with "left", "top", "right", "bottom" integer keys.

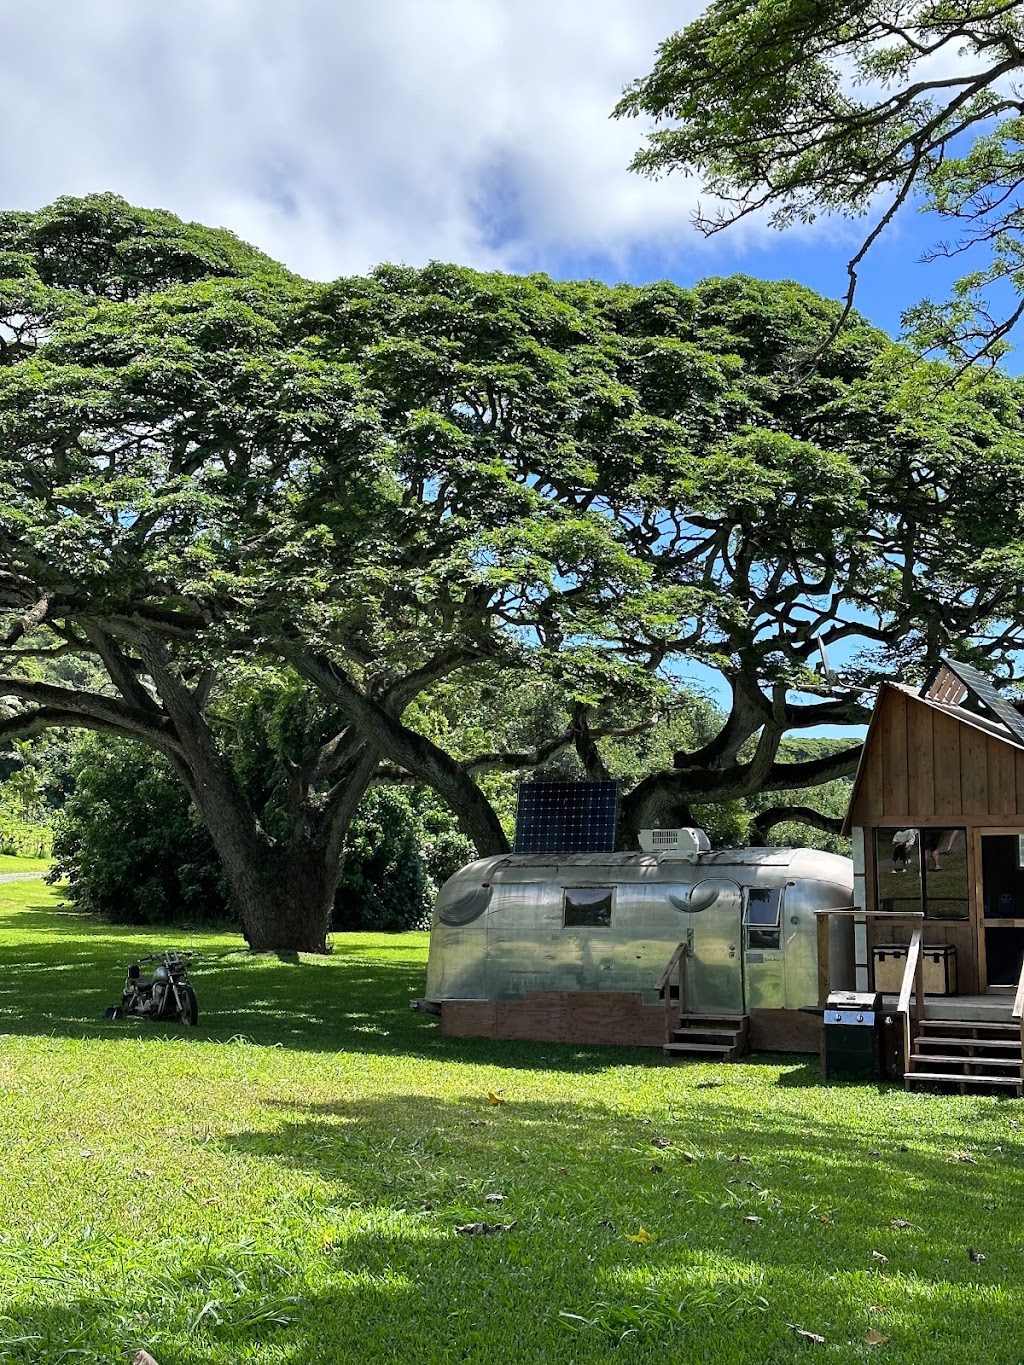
[
  {"left": 0, "top": 901, "right": 673, "bottom": 1072},
  {"left": 209, "top": 1088, "right": 1024, "bottom": 1363},
  {"left": 2, "top": 1088, "right": 1024, "bottom": 1364}
]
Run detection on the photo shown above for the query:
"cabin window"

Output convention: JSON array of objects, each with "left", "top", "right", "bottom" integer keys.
[
  {"left": 982, "top": 835, "right": 1024, "bottom": 919},
  {"left": 562, "top": 886, "right": 613, "bottom": 928},
  {"left": 874, "top": 827, "right": 968, "bottom": 920},
  {"left": 922, "top": 828, "right": 968, "bottom": 920},
  {"left": 744, "top": 886, "right": 782, "bottom": 949}
]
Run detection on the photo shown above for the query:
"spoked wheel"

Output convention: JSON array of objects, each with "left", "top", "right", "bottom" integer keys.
[{"left": 177, "top": 985, "right": 199, "bottom": 1026}]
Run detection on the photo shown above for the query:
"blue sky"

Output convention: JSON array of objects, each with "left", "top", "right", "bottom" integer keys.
[{"left": 0, "top": 0, "right": 974, "bottom": 355}]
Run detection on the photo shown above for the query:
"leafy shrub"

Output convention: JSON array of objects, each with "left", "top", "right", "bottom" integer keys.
[
  {"left": 335, "top": 788, "right": 435, "bottom": 931},
  {"left": 49, "top": 735, "right": 228, "bottom": 924}
]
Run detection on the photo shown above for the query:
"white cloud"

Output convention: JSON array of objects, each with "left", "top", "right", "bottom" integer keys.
[{"left": 0, "top": 0, "right": 751, "bottom": 278}]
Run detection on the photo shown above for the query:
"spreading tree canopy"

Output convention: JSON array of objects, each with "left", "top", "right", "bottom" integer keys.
[
  {"left": 4, "top": 195, "right": 1024, "bottom": 950},
  {"left": 615, "top": 0, "right": 1024, "bottom": 365}
]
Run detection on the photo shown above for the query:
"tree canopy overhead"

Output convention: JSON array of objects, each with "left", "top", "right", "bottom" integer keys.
[
  {"left": 4, "top": 194, "right": 1024, "bottom": 949},
  {"left": 615, "top": 0, "right": 1024, "bottom": 366}
]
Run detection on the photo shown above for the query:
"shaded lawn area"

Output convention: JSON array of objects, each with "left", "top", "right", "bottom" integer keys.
[{"left": 0, "top": 883, "right": 1022, "bottom": 1362}]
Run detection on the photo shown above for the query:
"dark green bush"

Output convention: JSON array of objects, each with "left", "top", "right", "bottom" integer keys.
[
  {"left": 334, "top": 787, "right": 434, "bottom": 931},
  {"left": 49, "top": 735, "right": 228, "bottom": 924}
]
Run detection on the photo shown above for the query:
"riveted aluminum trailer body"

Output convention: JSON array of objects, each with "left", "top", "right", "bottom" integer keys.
[{"left": 425, "top": 847, "right": 855, "bottom": 1012}]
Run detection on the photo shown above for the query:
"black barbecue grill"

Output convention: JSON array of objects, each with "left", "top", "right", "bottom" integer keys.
[{"left": 822, "top": 990, "right": 885, "bottom": 1079}]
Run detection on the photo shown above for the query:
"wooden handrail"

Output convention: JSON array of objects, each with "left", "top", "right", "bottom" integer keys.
[
  {"left": 656, "top": 942, "right": 688, "bottom": 994},
  {"left": 658, "top": 941, "right": 689, "bottom": 1045},
  {"left": 1012, "top": 953, "right": 1024, "bottom": 1023},
  {"left": 1013, "top": 956, "right": 1024, "bottom": 1089},
  {"left": 897, "top": 927, "right": 923, "bottom": 1076},
  {"left": 812, "top": 909, "right": 924, "bottom": 920},
  {"left": 897, "top": 927, "right": 923, "bottom": 1017}
]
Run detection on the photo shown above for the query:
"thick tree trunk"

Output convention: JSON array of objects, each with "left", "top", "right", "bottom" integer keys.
[{"left": 236, "top": 848, "right": 337, "bottom": 953}]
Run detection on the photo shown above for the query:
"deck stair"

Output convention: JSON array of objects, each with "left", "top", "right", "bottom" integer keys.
[
  {"left": 904, "top": 1018, "right": 1023, "bottom": 1095},
  {"left": 664, "top": 1013, "right": 750, "bottom": 1063}
]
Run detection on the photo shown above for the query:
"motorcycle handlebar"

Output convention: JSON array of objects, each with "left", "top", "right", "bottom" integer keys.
[{"left": 131, "top": 950, "right": 201, "bottom": 965}]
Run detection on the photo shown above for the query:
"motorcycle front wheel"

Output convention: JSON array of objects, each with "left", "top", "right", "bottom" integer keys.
[{"left": 177, "top": 985, "right": 199, "bottom": 1027}]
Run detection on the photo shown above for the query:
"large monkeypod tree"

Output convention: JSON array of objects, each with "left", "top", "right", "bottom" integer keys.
[
  {"left": 5, "top": 197, "right": 1024, "bottom": 956},
  {"left": 615, "top": 0, "right": 1024, "bottom": 366}
]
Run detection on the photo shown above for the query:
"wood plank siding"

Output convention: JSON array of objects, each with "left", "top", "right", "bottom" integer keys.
[
  {"left": 848, "top": 686, "right": 1024, "bottom": 829},
  {"left": 846, "top": 681, "right": 1024, "bottom": 998},
  {"left": 906, "top": 701, "right": 934, "bottom": 819}
]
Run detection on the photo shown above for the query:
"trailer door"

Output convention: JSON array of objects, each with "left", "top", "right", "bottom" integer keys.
[{"left": 685, "top": 879, "right": 744, "bottom": 1014}]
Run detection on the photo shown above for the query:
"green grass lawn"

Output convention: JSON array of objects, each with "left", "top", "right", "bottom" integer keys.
[
  {"left": 0, "top": 882, "right": 1022, "bottom": 1363},
  {"left": 0, "top": 853, "right": 53, "bottom": 874}
]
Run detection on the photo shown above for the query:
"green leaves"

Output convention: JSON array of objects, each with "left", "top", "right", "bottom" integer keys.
[{"left": 617, "top": 0, "right": 1024, "bottom": 364}]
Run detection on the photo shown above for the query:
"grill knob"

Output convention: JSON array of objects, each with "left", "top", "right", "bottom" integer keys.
[{"left": 856, "top": 1013, "right": 864, "bottom": 1023}]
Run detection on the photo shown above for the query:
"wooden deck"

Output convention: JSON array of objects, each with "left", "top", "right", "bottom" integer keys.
[{"left": 881, "top": 993, "right": 1015, "bottom": 1022}]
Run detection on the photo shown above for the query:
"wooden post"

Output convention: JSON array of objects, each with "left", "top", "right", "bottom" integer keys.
[
  {"left": 1011, "top": 956, "right": 1024, "bottom": 1087},
  {"left": 817, "top": 911, "right": 830, "bottom": 1006},
  {"left": 914, "top": 934, "right": 925, "bottom": 1037}
]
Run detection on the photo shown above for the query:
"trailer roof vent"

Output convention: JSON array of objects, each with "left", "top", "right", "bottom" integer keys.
[{"left": 638, "top": 827, "right": 710, "bottom": 861}]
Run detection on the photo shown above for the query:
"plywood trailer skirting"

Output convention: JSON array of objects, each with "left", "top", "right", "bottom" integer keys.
[
  {"left": 747, "top": 1008, "right": 820, "bottom": 1053},
  {"left": 439, "top": 994, "right": 819, "bottom": 1053},
  {"left": 441, "top": 991, "right": 668, "bottom": 1047}
]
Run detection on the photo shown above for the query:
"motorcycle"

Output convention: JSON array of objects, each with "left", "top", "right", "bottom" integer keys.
[{"left": 105, "top": 950, "right": 200, "bottom": 1026}]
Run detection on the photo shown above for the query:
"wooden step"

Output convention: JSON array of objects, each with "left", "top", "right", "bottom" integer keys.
[
  {"left": 664, "top": 1013, "right": 749, "bottom": 1063},
  {"left": 915, "top": 1035, "right": 1021, "bottom": 1050},
  {"left": 664, "top": 1041, "right": 739, "bottom": 1055},
  {"left": 910, "top": 1053, "right": 1022, "bottom": 1069},
  {"left": 675, "top": 1013, "right": 748, "bottom": 1026},
  {"left": 905, "top": 1071, "right": 1022, "bottom": 1090},
  {"left": 671, "top": 1028, "right": 742, "bottom": 1045},
  {"left": 919, "top": 1019, "right": 1018, "bottom": 1033}
]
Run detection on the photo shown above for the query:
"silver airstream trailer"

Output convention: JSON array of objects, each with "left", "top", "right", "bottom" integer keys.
[{"left": 423, "top": 830, "right": 854, "bottom": 1053}]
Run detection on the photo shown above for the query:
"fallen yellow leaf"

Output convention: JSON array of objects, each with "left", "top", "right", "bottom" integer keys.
[
  {"left": 865, "top": 1330, "right": 890, "bottom": 1346},
  {"left": 487, "top": 1092, "right": 506, "bottom": 1105},
  {"left": 626, "top": 1226, "right": 654, "bottom": 1244}
]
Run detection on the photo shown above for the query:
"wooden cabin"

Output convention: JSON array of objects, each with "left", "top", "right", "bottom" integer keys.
[{"left": 834, "top": 655, "right": 1024, "bottom": 1092}]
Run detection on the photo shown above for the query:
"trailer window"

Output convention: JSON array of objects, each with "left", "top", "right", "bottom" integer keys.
[
  {"left": 563, "top": 887, "right": 613, "bottom": 928},
  {"left": 743, "top": 888, "right": 782, "bottom": 949},
  {"left": 745, "top": 887, "right": 781, "bottom": 926},
  {"left": 437, "top": 885, "right": 491, "bottom": 927}
]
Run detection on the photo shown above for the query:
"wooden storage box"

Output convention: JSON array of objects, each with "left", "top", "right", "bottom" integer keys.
[{"left": 872, "top": 943, "right": 958, "bottom": 996}]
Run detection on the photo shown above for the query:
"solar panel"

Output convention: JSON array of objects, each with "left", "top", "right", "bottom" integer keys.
[
  {"left": 513, "top": 781, "right": 619, "bottom": 855},
  {"left": 933, "top": 655, "right": 1024, "bottom": 746}
]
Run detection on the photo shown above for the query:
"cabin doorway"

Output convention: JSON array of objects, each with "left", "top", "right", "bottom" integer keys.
[
  {"left": 685, "top": 879, "right": 744, "bottom": 1014},
  {"left": 980, "top": 834, "right": 1024, "bottom": 990}
]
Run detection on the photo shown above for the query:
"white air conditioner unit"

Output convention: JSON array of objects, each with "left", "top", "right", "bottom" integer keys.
[{"left": 638, "top": 827, "right": 710, "bottom": 861}]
